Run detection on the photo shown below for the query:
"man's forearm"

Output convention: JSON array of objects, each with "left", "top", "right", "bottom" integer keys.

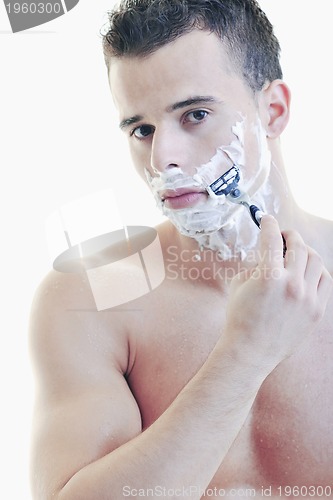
[{"left": 57, "top": 336, "right": 271, "bottom": 500}]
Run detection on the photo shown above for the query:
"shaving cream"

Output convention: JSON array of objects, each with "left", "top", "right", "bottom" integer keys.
[{"left": 146, "top": 116, "right": 278, "bottom": 260}]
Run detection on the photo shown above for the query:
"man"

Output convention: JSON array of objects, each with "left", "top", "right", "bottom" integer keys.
[{"left": 30, "top": 1, "right": 333, "bottom": 498}]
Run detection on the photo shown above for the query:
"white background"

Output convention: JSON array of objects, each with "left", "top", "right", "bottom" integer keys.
[{"left": 1, "top": 1, "right": 332, "bottom": 498}]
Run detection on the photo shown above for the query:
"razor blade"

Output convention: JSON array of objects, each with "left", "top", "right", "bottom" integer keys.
[
  {"left": 208, "top": 165, "right": 264, "bottom": 229},
  {"left": 208, "top": 165, "right": 240, "bottom": 196}
]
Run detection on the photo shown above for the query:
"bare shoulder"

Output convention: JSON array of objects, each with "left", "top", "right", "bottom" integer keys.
[{"left": 29, "top": 268, "right": 131, "bottom": 381}]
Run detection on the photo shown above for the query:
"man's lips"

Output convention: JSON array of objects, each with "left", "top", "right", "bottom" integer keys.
[{"left": 161, "top": 188, "right": 207, "bottom": 210}]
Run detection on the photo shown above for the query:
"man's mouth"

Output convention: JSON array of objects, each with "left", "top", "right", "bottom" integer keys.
[{"left": 161, "top": 188, "right": 207, "bottom": 210}]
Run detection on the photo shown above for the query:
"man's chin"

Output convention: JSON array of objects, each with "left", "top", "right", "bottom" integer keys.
[
  {"left": 170, "top": 220, "right": 227, "bottom": 239},
  {"left": 159, "top": 200, "right": 241, "bottom": 240}
]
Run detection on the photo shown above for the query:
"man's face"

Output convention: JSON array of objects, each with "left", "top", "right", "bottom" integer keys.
[{"left": 109, "top": 30, "right": 270, "bottom": 239}]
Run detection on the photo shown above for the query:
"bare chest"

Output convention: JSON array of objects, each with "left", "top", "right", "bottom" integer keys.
[{"left": 126, "top": 286, "right": 333, "bottom": 489}]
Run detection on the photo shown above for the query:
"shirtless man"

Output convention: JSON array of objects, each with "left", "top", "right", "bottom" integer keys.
[{"left": 29, "top": 1, "right": 333, "bottom": 499}]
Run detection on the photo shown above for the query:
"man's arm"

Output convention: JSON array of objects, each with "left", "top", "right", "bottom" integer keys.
[
  {"left": 29, "top": 268, "right": 143, "bottom": 499},
  {"left": 29, "top": 216, "right": 332, "bottom": 500}
]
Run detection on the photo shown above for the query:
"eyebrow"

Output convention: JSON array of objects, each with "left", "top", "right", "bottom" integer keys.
[
  {"left": 119, "top": 95, "right": 221, "bottom": 130},
  {"left": 119, "top": 115, "right": 144, "bottom": 131},
  {"left": 167, "top": 95, "right": 220, "bottom": 112}
]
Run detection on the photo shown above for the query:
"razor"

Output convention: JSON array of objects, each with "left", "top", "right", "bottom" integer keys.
[{"left": 208, "top": 164, "right": 264, "bottom": 228}]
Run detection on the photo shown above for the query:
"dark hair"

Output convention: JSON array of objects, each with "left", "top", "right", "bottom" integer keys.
[{"left": 101, "top": 0, "right": 282, "bottom": 92}]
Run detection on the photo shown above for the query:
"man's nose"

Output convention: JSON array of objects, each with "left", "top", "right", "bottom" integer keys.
[{"left": 150, "top": 126, "right": 189, "bottom": 175}]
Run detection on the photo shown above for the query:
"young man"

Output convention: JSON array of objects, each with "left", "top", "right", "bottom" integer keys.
[{"left": 30, "top": 1, "right": 333, "bottom": 498}]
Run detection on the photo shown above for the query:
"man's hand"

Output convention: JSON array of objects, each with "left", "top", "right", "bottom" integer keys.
[{"left": 224, "top": 215, "right": 333, "bottom": 368}]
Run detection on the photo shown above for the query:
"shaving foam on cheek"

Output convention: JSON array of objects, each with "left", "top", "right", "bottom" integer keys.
[
  {"left": 197, "top": 117, "right": 271, "bottom": 199},
  {"left": 145, "top": 116, "right": 275, "bottom": 260},
  {"left": 197, "top": 116, "right": 277, "bottom": 225},
  {"left": 232, "top": 117, "right": 280, "bottom": 222}
]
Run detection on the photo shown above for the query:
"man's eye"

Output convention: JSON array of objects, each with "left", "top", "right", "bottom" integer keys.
[
  {"left": 131, "top": 125, "right": 154, "bottom": 139},
  {"left": 185, "top": 110, "right": 208, "bottom": 123}
]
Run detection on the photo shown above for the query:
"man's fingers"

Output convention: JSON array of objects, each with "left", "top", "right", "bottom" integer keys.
[
  {"left": 303, "top": 248, "right": 324, "bottom": 287},
  {"left": 283, "top": 230, "right": 308, "bottom": 275},
  {"left": 258, "top": 215, "right": 284, "bottom": 270},
  {"left": 317, "top": 268, "right": 333, "bottom": 303},
  {"left": 283, "top": 233, "right": 332, "bottom": 316}
]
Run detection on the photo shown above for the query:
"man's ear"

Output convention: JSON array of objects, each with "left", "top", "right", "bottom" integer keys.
[{"left": 261, "top": 80, "right": 291, "bottom": 138}]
